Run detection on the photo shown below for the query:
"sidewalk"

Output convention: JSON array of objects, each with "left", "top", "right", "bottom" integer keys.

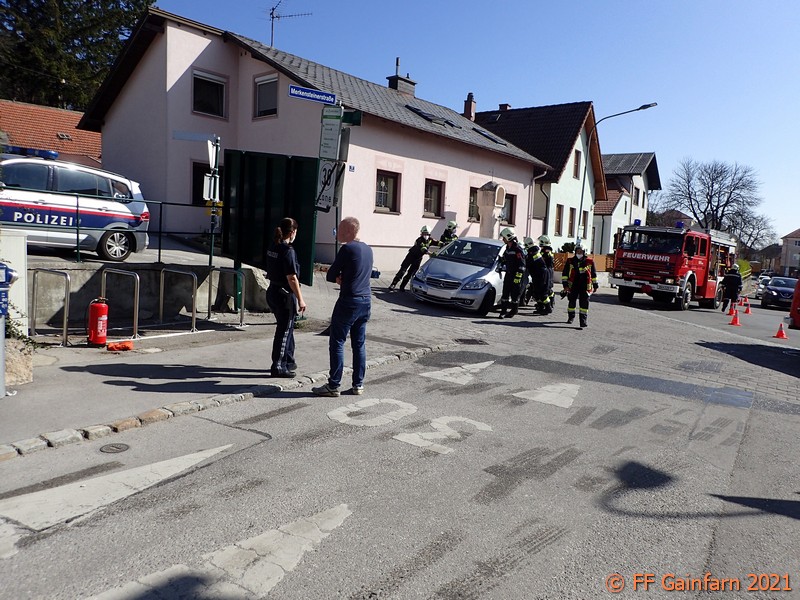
[{"left": 0, "top": 270, "right": 458, "bottom": 459}]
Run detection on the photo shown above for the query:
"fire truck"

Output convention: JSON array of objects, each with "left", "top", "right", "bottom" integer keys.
[{"left": 609, "top": 222, "right": 738, "bottom": 310}]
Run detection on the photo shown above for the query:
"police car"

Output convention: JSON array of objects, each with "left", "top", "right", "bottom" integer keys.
[{"left": 0, "top": 148, "right": 149, "bottom": 261}]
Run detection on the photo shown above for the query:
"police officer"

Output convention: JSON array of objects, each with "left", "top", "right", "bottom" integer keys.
[
  {"left": 538, "top": 235, "right": 556, "bottom": 312},
  {"left": 498, "top": 227, "right": 526, "bottom": 318},
  {"left": 437, "top": 220, "right": 459, "bottom": 247},
  {"left": 720, "top": 263, "right": 743, "bottom": 313},
  {"left": 266, "top": 217, "right": 307, "bottom": 377},
  {"left": 389, "top": 226, "right": 433, "bottom": 291},
  {"left": 523, "top": 237, "right": 551, "bottom": 314},
  {"left": 561, "top": 243, "right": 598, "bottom": 328}
]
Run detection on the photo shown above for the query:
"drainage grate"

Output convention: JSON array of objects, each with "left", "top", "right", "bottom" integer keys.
[
  {"left": 100, "top": 443, "right": 130, "bottom": 454},
  {"left": 454, "top": 338, "right": 488, "bottom": 345}
]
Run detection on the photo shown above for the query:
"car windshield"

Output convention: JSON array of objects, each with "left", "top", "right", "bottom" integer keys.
[
  {"left": 619, "top": 231, "right": 683, "bottom": 253},
  {"left": 436, "top": 240, "right": 500, "bottom": 267},
  {"left": 769, "top": 278, "right": 797, "bottom": 288}
]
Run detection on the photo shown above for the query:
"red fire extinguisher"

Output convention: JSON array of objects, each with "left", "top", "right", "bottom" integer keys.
[{"left": 88, "top": 297, "right": 108, "bottom": 346}]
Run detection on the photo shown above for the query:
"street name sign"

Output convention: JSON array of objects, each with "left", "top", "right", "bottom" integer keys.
[{"left": 288, "top": 85, "right": 336, "bottom": 105}]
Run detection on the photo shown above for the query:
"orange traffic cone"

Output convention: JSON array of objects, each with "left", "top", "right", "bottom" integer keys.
[
  {"left": 773, "top": 323, "right": 789, "bottom": 339},
  {"left": 738, "top": 297, "right": 745, "bottom": 306},
  {"left": 744, "top": 303, "right": 752, "bottom": 315},
  {"left": 728, "top": 310, "right": 741, "bottom": 326},
  {"left": 727, "top": 304, "right": 736, "bottom": 316}
]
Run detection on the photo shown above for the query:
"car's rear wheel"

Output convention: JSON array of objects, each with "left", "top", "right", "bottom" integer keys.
[
  {"left": 477, "top": 289, "right": 496, "bottom": 316},
  {"left": 98, "top": 230, "right": 133, "bottom": 261}
]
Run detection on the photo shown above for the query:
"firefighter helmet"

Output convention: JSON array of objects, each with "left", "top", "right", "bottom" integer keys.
[
  {"left": 420, "top": 225, "right": 430, "bottom": 234},
  {"left": 500, "top": 227, "right": 516, "bottom": 242},
  {"left": 523, "top": 236, "right": 535, "bottom": 250},
  {"left": 446, "top": 220, "right": 457, "bottom": 230},
  {"left": 538, "top": 235, "right": 551, "bottom": 246},
  {"left": 574, "top": 243, "right": 585, "bottom": 254},
  {"left": 731, "top": 263, "right": 740, "bottom": 271}
]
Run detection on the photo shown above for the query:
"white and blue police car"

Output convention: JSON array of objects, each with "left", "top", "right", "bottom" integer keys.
[{"left": 0, "top": 147, "right": 150, "bottom": 261}]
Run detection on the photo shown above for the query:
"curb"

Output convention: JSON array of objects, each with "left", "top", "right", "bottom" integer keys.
[{"left": 0, "top": 343, "right": 456, "bottom": 462}]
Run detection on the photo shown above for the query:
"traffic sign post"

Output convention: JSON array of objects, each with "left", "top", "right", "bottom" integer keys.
[
  {"left": 319, "top": 105, "right": 343, "bottom": 160},
  {"left": 315, "top": 159, "right": 338, "bottom": 212}
]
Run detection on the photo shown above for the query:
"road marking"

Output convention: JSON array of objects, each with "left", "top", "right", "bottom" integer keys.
[
  {"left": 87, "top": 504, "right": 351, "bottom": 599},
  {"left": 393, "top": 417, "right": 492, "bottom": 455},
  {"left": 0, "top": 445, "right": 231, "bottom": 537},
  {"left": 420, "top": 361, "right": 494, "bottom": 385},
  {"left": 328, "top": 399, "right": 417, "bottom": 426},
  {"left": 513, "top": 383, "right": 581, "bottom": 409}
]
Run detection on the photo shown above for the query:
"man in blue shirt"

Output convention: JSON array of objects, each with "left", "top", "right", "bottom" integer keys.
[{"left": 313, "top": 216, "right": 374, "bottom": 397}]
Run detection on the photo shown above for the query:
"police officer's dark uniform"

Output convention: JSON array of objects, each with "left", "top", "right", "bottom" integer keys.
[
  {"left": 498, "top": 228, "right": 526, "bottom": 319},
  {"left": 562, "top": 245, "right": 598, "bottom": 328},
  {"left": 390, "top": 226, "right": 433, "bottom": 291},
  {"left": 266, "top": 238, "right": 300, "bottom": 376},
  {"left": 720, "top": 264, "right": 743, "bottom": 312}
]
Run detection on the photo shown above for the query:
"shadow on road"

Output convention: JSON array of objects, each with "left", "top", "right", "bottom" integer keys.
[{"left": 695, "top": 341, "right": 800, "bottom": 379}]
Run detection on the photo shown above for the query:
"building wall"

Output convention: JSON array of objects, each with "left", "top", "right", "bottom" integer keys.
[
  {"left": 781, "top": 236, "right": 800, "bottom": 275},
  {"left": 543, "top": 133, "right": 592, "bottom": 252}
]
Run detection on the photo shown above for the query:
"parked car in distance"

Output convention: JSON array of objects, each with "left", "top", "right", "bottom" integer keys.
[
  {"left": 754, "top": 276, "right": 770, "bottom": 299},
  {"left": 760, "top": 277, "right": 798, "bottom": 309},
  {"left": 0, "top": 153, "right": 150, "bottom": 261},
  {"left": 785, "top": 279, "right": 800, "bottom": 329},
  {"left": 411, "top": 237, "right": 505, "bottom": 316}
]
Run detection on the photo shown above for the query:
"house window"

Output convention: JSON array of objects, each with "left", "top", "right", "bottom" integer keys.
[
  {"left": 573, "top": 150, "right": 581, "bottom": 179},
  {"left": 633, "top": 187, "right": 640, "bottom": 206},
  {"left": 192, "top": 162, "right": 224, "bottom": 206},
  {"left": 582, "top": 210, "right": 589, "bottom": 239},
  {"left": 424, "top": 179, "right": 444, "bottom": 217},
  {"left": 468, "top": 187, "right": 480, "bottom": 222},
  {"left": 795, "top": 240, "right": 800, "bottom": 247},
  {"left": 254, "top": 75, "right": 278, "bottom": 118},
  {"left": 500, "top": 193, "right": 516, "bottom": 224},
  {"left": 624, "top": 200, "right": 628, "bottom": 214},
  {"left": 555, "top": 204, "right": 564, "bottom": 236},
  {"left": 193, "top": 71, "right": 226, "bottom": 118},
  {"left": 376, "top": 171, "right": 400, "bottom": 212},
  {"left": 568, "top": 207, "right": 576, "bottom": 237}
]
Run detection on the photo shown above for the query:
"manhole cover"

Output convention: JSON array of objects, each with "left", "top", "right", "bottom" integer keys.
[
  {"left": 454, "top": 338, "right": 488, "bottom": 345},
  {"left": 100, "top": 443, "right": 130, "bottom": 454}
]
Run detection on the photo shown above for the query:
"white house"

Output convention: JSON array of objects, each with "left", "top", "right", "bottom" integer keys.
[
  {"left": 592, "top": 152, "right": 661, "bottom": 255},
  {"left": 780, "top": 227, "right": 800, "bottom": 276},
  {"left": 79, "top": 8, "right": 550, "bottom": 270},
  {"left": 474, "top": 102, "right": 607, "bottom": 252}
]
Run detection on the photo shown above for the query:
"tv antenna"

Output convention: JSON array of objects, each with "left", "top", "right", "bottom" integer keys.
[{"left": 269, "top": 1, "right": 311, "bottom": 46}]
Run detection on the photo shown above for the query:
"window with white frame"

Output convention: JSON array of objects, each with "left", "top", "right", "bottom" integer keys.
[
  {"left": 555, "top": 204, "right": 564, "bottom": 236},
  {"left": 254, "top": 74, "right": 278, "bottom": 118},
  {"left": 573, "top": 150, "right": 581, "bottom": 179},
  {"left": 500, "top": 193, "right": 516, "bottom": 225},
  {"left": 568, "top": 207, "right": 576, "bottom": 237},
  {"left": 633, "top": 186, "right": 640, "bottom": 206},
  {"left": 193, "top": 71, "right": 226, "bottom": 118},
  {"left": 582, "top": 210, "right": 589, "bottom": 239},
  {"left": 424, "top": 179, "right": 444, "bottom": 217}
]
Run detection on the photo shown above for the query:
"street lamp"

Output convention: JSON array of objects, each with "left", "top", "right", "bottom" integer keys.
[{"left": 576, "top": 102, "right": 657, "bottom": 247}]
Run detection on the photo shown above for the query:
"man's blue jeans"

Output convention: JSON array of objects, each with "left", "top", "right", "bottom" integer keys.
[{"left": 328, "top": 296, "right": 371, "bottom": 389}]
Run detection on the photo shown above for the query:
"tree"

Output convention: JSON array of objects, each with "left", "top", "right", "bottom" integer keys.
[
  {"left": 663, "top": 158, "right": 762, "bottom": 232},
  {"left": 0, "top": 0, "right": 153, "bottom": 110},
  {"left": 723, "top": 205, "right": 776, "bottom": 258}
]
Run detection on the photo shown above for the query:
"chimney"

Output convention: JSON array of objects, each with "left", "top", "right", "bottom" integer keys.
[
  {"left": 499, "top": 103, "right": 511, "bottom": 111},
  {"left": 463, "top": 92, "right": 476, "bottom": 121},
  {"left": 387, "top": 57, "right": 417, "bottom": 96}
]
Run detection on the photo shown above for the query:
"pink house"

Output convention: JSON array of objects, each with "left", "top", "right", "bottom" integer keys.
[{"left": 79, "top": 8, "right": 550, "bottom": 270}]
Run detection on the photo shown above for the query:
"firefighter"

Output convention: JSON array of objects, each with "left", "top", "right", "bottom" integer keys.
[
  {"left": 498, "top": 227, "right": 526, "bottom": 318},
  {"left": 437, "top": 220, "right": 459, "bottom": 247},
  {"left": 389, "top": 226, "right": 433, "bottom": 291},
  {"left": 561, "top": 243, "right": 598, "bottom": 328},
  {"left": 538, "top": 235, "right": 556, "bottom": 312},
  {"left": 523, "top": 238, "right": 551, "bottom": 314},
  {"left": 720, "top": 263, "right": 743, "bottom": 313}
]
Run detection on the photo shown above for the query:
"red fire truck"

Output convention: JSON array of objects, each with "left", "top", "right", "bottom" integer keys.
[{"left": 609, "top": 223, "right": 738, "bottom": 310}]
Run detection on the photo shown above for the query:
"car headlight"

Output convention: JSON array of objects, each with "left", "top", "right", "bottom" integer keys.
[
  {"left": 463, "top": 278, "right": 489, "bottom": 290},
  {"left": 413, "top": 272, "right": 427, "bottom": 283},
  {"left": 613, "top": 272, "right": 623, "bottom": 278},
  {"left": 664, "top": 278, "right": 675, "bottom": 284},
  {"left": 767, "top": 290, "right": 778, "bottom": 296}
]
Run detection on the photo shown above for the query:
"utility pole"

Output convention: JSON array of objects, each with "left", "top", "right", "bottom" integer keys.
[{"left": 269, "top": 1, "right": 311, "bottom": 46}]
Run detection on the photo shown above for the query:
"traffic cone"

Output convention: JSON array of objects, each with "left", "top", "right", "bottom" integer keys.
[
  {"left": 744, "top": 299, "right": 752, "bottom": 315},
  {"left": 773, "top": 323, "right": 789, "bottom": 339},
  {"left": 727, "top": 304, "right": 736, "bottom": 316},
  {"left": 728, "top": 310, "right": 741, "bottom": 326},
  {"left": 738, "top": 297, "right": 745, "bottom": 306}
]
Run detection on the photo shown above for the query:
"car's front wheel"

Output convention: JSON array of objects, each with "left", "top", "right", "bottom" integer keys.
[
  {"left": 98, "top": 230, "right": 133, "bottom": 261},
  {"left": 476, "top": 289, "right": 496, "bottom": 316}
]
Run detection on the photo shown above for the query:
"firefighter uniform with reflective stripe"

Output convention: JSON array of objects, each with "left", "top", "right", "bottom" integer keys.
[
  {"left": 390, "top": 233, "right": 432, "bottom": 290},
  {"left": 525, "top": 246, "right": 551, "bottom": 313},
  {"left": 499, "top": 240, "right": 526, "bottom": 318},
  {"left": 562, "top": 251, "right": 598, "bottom": 327}
]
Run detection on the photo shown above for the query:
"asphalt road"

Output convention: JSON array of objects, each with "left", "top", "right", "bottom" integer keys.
[{"left": 1, "top": 275, "right": 799, "bottom": 599}]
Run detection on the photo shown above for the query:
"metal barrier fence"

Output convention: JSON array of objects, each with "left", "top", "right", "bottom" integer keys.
[
  {"left": 159, "top": 268, "right": 198, "bottom": 332},
  {"left": 30, "top": 269, "right": 71, "bottom": 346},
  {"left": 100, "top": 268, "right": 141, "bottom": 339},
  {"left": 207, "top": 267, "right": 246, "bottom": 327}
]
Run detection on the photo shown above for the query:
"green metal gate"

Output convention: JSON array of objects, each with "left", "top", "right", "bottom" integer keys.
[{"left": 222, "top": 150, "right": 318, "bottom": 286}]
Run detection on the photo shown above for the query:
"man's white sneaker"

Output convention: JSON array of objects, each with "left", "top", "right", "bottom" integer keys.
[
  {"left": 351, "top": 386, "right": 364, "bottom": 395},
  {"left": 312, "top": 383, "right": 340, "bottom": 397}
]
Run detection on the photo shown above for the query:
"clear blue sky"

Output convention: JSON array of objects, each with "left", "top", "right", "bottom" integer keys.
[{"left": 155, "top": 0, "right": 799, "bottom": 242}]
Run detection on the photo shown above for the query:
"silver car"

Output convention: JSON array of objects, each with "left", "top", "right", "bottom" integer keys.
[
  {"left": 411, "top": 237, "right": 505, "bottom": 316},
  {"left": 0, "top": 154, "right": 150, "bottom": 261}
]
